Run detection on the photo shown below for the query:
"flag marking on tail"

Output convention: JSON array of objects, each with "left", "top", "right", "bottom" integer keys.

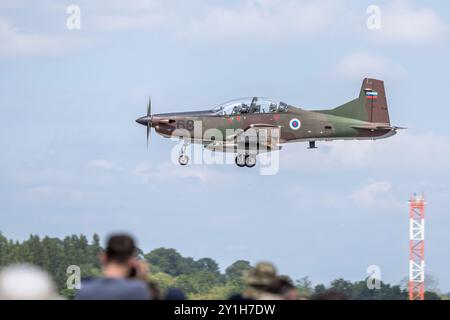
[{"left": 365, "top": 89, "right": 378, "bottom": 99}]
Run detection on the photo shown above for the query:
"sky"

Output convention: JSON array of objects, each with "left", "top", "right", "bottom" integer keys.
[{"left": 1, "top": 0, "right": 450, "bottom": 291}]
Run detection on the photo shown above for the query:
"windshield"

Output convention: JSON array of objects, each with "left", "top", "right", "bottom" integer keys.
[{"left": 211, "top": 97, "right": 291, "bottom": 115}]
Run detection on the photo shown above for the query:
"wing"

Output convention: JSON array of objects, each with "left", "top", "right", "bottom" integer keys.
[
  {"left": 204, "top": 124, "right": 282, "bottom": 153},
  {"left": 233, "top": 124, "right": 282, "bottom": 151}
]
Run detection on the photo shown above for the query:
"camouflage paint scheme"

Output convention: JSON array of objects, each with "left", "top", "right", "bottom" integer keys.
[{"left": 136, "top": 78, "right": 403, "bottom": 165}]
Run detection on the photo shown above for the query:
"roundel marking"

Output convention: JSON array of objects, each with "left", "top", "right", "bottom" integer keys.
[{"left": 289, "top": 118, "right": 301, "bottom": 130}]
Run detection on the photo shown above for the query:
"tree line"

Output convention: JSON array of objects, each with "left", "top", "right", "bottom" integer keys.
[{"left": 0, "top": 233, "right": 443, "bottom": 300}]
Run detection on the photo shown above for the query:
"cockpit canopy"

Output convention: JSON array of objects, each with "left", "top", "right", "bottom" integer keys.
[{"left": 211, "top": 97, "right": 292, "bottom": 115}]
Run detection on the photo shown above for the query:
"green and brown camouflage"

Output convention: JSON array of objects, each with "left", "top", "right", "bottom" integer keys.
[{"left": 136, "top": 78, "right": 403, "bottom": 166}]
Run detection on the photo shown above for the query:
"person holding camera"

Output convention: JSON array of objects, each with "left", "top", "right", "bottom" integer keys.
[{"left": 75, "top": 234, "right": 151, "bottom": 300}]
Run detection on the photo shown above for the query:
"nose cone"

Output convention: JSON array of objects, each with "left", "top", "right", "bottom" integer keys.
[{"left": 136, "top": 116, "right": 151, "bottom": 126}]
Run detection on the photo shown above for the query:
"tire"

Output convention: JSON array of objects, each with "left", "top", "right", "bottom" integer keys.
[
  {"left": 245, "top": 155, "right": 256, "bottom": 168},
  {"left": 178, "top": 155, "right": 189, "bottom": 166},
  {"left": 235, "top": 154, "right": 246, "bottom": 167}
]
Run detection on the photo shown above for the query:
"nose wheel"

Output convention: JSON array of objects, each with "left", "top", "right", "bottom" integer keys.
[
  {"left": 235, "top": 154, "right": 256, "bottom": 168},
  {"left": 178, "top": 141, "right": 190, "bottom": 166},
  {"left": 178, "top": 155, "right": 189, "bottom": 166}
]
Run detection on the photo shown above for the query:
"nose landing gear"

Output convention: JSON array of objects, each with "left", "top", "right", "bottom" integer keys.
[
  {"left": 178, "top": 141, "right": 190, "bottom": 166},
  {"left": 178, "top": 154, "right": 189, "bottom": 166}
]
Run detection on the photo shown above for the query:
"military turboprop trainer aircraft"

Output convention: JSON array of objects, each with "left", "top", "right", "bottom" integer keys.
[{"left": 136, "top": 78, "right": 403, "bottom": 167}]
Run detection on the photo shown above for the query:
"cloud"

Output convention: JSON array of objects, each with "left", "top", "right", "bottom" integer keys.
[
  {"left": 0, "top": 18, "right": 61, "bottom": 56},
  {"left": 282, "top": 131, "right": 450, "bottom": 174},
  {"left": 90, "top": 0, "right": 179, "bottom": 31},
  {"left": 27, "top": 185, "right": 97, "bottom": 202},
  {"left": 372, "top": 0, "right": 449, "bottom": 45},
  {"left": 133, "top": 161, "right": 228, "bottom": 183},
  {"left": 87, "top": 159, "right": 124, "bottom": 172},
  {"left": 352, "top": 181, "right": 392, "bottom": 207},
  {"left": 94, "top": 15, "right": 162, "bottom": 31},
  {"left": 90, "top": 0, "right": 339, "bottom": 39},
  {"left": 0, "top": 17, "right": 87, "bottom": 57},
  {"left": 182, "top": 0, "right": 339, "bottom": 39},
  {"left": 334, "top": 50, "right": 406, "bottom": 80},
  {"left": 93, "top": 0, "right": 169, "bottom": 31},
  {"left": 28, "top": 186, "right": 55, "bottom": 198}
]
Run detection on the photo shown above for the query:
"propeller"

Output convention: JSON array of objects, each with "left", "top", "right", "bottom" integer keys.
[
  {"left": 135, "top": 97, "right": 153, "bottom": 148},
  {"left": 146, "top": 97, "right": 152, "bottom": 146}
]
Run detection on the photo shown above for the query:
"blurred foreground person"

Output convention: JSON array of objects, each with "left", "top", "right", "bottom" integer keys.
[
  {"left": 0, "top": 264, "right": 60, "bottom": 300},
  {"left": 262, "top": 276, "right": 298, "bottom": 300},
  {"left": 279, "top": 277, "right": 299, "bottom": 300},
  {"left": 75, "top": 234, "right": 151, "bottom": 300},
  {"left": 313, "top": 289, "right": 348, "bottom": 300},
  {"left": 148, "top": 280, "right": 162, "bottom": 300},
  {"left": 229, "top": 262, "right": 277, "bottom": 300},
  {"left": 164, "top": 288, "right": 187, "bottom": 300}
]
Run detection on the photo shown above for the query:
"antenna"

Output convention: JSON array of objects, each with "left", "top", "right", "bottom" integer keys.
[{"left": 408, "top": 194, "right": 425, "bottom": 300}]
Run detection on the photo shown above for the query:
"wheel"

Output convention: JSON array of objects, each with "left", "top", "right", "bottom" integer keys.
[
  {"left": 235, "top": 154, "right": 246, "bottom": 167},
  {"left": 178, "top": 155, "right": 189, "bottom": 166},
  {"left": 245, "top": 155, "right": 256, "bottom": 168}
]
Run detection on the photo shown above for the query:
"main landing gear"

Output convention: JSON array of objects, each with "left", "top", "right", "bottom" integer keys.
[
  {"left": 235, "top": 154, "right": 256, "bottom": 168},
  {"left": 178, "top": 141, "right": 190, "bottom": 166},
  {"left": 308, "top": 141, "right": 318, "bottom": 149}
]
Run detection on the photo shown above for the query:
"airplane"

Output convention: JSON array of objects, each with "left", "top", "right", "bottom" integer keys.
[{"left": 136, "top": 78, "right": 404, "bottom": 168}]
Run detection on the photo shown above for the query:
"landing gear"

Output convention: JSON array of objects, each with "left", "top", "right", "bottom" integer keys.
[
  {"left": 178, "top": 154, "right": 189, "bottom": 166},
  {"left": 245, "top": 155, "right": 256, "bottom": 168},
  {"left": 235, "top": 154, "right": 246, "bottom": 167},
  {"left": 235, "top": 154, "right": 256, "bottom": 168},
  {"left": 178, "top": 141, "right": 190, "bottom": 166},
  {"left": 308, "top": 141, "right": 317, "bottom": 149}
]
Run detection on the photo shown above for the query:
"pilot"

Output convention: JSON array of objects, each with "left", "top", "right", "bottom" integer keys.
[
  {"left": 252, "top": 105, "right": 261, "bottom": 113},
  {"left": 240, "top": 103, "right": 250, "bottom": 113},
  {"left": 232, "top": 105, "right": 241, "bottom": 115},
  {"left": 249, "top": 97, "right": 261, "bottom": 113},
  {"left": 279, "top": 102, "right": 288, "bottom": 112},
  {"left": 269, "top": 103, "right": 278, "bottom": 113}
]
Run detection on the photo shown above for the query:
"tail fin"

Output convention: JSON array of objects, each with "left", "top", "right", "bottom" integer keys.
[{"left": 327, "top": 78, "right": 390, "bottom": 124}]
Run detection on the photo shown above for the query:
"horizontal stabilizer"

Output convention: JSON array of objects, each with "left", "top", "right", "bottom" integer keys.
[{"left": 351, "top": 125, "right": 407, "bottom": 131}]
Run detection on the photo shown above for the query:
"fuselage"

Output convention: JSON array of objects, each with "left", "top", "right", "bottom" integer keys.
[{"left": 151, "top": 106, "right": 395, "bottom": 144}]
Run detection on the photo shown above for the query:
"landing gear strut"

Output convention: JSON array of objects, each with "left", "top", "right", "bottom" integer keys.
[
  {"left": 178, "top": 141, "right": 190, "bottom": 166},
  {"left": 235, "top": 154, "right": 256, "bottom": 168},
  {"left": 308, "top": 141, "right": 317, "bottom": 149}
]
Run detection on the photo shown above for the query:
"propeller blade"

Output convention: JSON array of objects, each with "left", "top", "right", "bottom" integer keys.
[
  {"left": 147, "top": 123, "right": 150, "bottom": 147},
  {"left": 147, "top": 97, "right": 152, "bottom": 148}
]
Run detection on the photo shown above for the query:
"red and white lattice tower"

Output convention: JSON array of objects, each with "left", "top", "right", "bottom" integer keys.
[{"left": 408, "top": 194, "right": 425, "bottom": 300}]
